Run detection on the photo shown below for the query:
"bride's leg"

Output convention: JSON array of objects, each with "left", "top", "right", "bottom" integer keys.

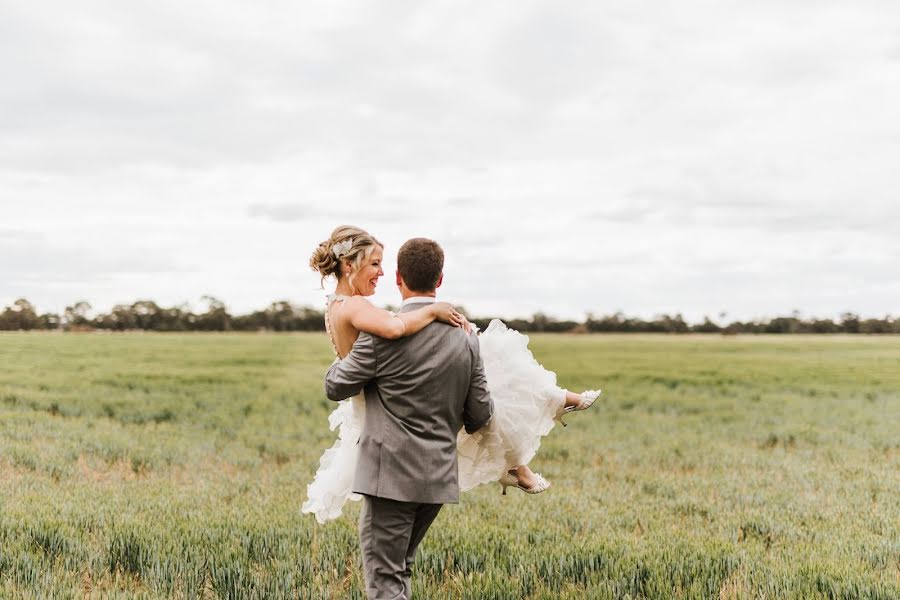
[
  {"left": 496, "top": 406, "right": 555, "bottom": 494},
  {"left": 505, "top": 440, "right": 536, "bottom": 488}
]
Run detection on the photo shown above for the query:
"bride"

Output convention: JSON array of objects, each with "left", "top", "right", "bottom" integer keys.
[{"left": 302, "top": 225, "right": 600, "bottom": 524}]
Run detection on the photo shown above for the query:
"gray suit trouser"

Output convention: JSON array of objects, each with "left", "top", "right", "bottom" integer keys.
[{"left": 359, "top": 495, "right": 443, "bottom": 600}]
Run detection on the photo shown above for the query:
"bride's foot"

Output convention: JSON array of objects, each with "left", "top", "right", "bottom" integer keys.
[
  {"left": 499, "top": 465, "right": 550, "bottom": 495},
  {"left": 556, "top": 389, "right": 602, "bottom": 426},
  {"left": 564, "top": 389, "right": 601, "bottom": 409}
]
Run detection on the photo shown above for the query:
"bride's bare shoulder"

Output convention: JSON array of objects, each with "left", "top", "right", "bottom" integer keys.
[{"left": 340, "top": 295, "right": 375, "bottom": 313}]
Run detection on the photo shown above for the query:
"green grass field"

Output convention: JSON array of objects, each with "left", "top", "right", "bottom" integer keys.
[{"left": 0, "top": 332, "right": 898, "bottom": 599}]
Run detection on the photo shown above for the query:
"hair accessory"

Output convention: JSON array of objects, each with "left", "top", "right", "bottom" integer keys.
[{"left": 332, "top": 238, "right": 354, "bottom": 258}]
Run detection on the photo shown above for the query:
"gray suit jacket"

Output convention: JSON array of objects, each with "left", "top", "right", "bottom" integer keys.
[{"left": 325, "top": 301, "right": 493, "bottom": 504}]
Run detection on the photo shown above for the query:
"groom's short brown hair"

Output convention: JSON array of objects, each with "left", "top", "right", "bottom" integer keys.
[{"left": 397, "top": 238, "right": 444, "bottom": 293}]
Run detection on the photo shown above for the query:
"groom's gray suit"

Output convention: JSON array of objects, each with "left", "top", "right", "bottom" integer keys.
[{"left": 325, "top": 300, "right": 493, "bottom": 600}]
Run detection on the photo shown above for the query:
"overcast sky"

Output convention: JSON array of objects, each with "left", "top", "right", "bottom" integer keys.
[{"left": 2, "top": 1, "right": 898, "bottom": 322}]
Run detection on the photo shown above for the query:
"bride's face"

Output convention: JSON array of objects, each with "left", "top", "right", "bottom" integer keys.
[{"left": 352, "top": 245, "right": 385, "bottom": 296}]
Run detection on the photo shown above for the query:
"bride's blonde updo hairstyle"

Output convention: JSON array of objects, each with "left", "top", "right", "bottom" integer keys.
[{"left": 310, "top": 225, "right": 383, "bottom": 286}]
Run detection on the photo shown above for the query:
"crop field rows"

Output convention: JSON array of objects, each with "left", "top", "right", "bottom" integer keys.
[{"left": 0, "top": 332, "right": 898, "bottom": 598}]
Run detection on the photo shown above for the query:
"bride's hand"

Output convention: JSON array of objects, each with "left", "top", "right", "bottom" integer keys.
[{"left": 432, "top": 302, "right": 468, "bottom": 331}]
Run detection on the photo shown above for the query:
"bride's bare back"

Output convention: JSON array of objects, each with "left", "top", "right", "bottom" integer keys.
[{"left": 325, "top": 296, "right": 366, "bottom": 358}]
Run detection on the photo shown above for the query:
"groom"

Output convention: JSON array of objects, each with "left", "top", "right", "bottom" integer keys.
[{"left": 325, "top": 237, "right": 494, "bottom": 600}]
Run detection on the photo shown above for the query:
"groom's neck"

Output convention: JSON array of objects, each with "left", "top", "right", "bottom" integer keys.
[{"left": 400, "top": 289, "right": 436, "bottom": 301}]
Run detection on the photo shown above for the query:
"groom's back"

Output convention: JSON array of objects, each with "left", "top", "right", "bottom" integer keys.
[{"left": 354, "top": 307, "right": 491, "bottom": 504}]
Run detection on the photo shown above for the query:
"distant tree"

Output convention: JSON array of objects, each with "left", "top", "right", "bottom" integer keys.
[
  {"left": 2, "top": 297, "right": 898, "bottom": 334},
  {"left": 840, "top": 312, "right": 861, "bottom": 334},
  {"left": 38, "top": 312, "right": 61, "bottom": 330},
  {"left": 0, "top": 298, "right": 40, "bottom": 330},
  {"left": 195, "top": 295, "right": 231, "bottom": 331},
  {"left": 157, "top": 305, "right": 191, "bottom": 331},
  {"left": 765, "top": 317, "right": 801, "bottom": 334},
  {"left": 531, "top": 312, "right": 550, "bottom": 332},
  {"left": 547, "top": 320, "right": 580, "bottom": 333},
  {"left": 232, "top": 310, "right": 265, "bottom": 331},
  {"left": 266, "top": 301, "right": 296, "bottom": 331},
  {"left": 585, "top": 311, "right": 627, "bottom": 333},
  {"left": 106, "top": 304, "right": 138, "bottom": 331},
  {"left": 659, "top": 314, "right": 689, "bottom": 333},
  {"left": 859, "top": 316, "right": 896, "bottom": 334},
  {"left": 692, "top": 317, "right": 721, "bottom": 333},
  {"left": 295, "top": 306, "right": 326, "bottom": 331},
  {"left": 130, "top": 300, "right": 161, "bottom": 330},
  {"left": 64, "top": 301, "right": 93, "bottom": 330},
  {"left": 808, "top": 318, "right": 839, "bottom": 334}
]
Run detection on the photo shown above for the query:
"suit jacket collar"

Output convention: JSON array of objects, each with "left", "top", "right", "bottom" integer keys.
[{"left": 399, "top": 297, "right": 437, "bottom": 313}]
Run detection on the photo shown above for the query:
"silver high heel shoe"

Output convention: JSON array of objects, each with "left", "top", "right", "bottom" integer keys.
[
  {"left": 499, "top": 469, "right": 550, "bottom": 495},
  {"left": 555, "top": 389, "right": 602, "bottom": 427}
]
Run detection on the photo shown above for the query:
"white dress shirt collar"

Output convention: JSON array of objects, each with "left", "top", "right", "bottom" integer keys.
[{"left": 400, "top": 296, "right": 437, "bottom": 307}]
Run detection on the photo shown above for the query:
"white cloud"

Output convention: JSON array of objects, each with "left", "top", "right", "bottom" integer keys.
[{"left": 1, "top": 0, "right": 899, "bottom": 320}]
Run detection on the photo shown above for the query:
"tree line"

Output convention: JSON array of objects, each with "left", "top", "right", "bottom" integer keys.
[{"left": 1, "top": 298, "right": 897, "bottom": 334}]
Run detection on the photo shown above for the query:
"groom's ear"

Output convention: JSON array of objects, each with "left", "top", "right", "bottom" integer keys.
[
  {"left": 436, "top": 273, "right": 443, "bottom": 289},
  {"left": 396, "top": 270, "right": 403, "bottom": 287}
]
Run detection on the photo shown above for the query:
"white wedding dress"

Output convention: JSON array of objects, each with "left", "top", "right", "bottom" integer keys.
[{"left": 302, "top": 308, "right": 567, "bottom": 524}]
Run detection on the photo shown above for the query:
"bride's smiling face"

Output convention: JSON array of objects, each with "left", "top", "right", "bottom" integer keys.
[{"left": 350, "top": 245, "right": 385, "bottom": 296}]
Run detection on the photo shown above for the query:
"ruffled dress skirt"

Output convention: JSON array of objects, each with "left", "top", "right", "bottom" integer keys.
[
  {"left": 456, "top": 320, "right": 566, "bottom": 491},
  {"left": 301, "top": 395, "right": 365, "bottom": 524}
]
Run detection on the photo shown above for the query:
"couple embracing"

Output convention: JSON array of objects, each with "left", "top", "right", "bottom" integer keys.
[{"left": 303, "top": 225, "right": 600, "bottom": 599}]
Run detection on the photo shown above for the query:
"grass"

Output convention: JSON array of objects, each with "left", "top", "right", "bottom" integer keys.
[{"left": 0, "top": 332, "right": 898, "bottom": 598}]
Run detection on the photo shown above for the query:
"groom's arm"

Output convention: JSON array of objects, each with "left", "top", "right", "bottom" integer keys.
[
  {"left": 325, "top": 333, "right": 377, "bottom": 401},
  {"left": 462, "top": 334, "right": 493, "bottom": 434}
]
